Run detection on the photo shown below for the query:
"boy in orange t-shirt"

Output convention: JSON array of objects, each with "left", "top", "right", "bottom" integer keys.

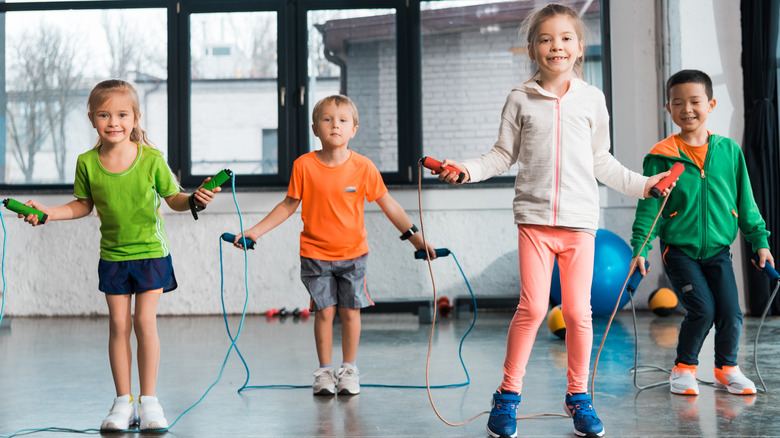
[{"left": 234, "top": 94, "right": 436, "bottom": 396}]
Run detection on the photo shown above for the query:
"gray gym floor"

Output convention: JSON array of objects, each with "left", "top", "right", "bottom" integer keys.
[{"left": 1, "top": 309, "right": 779, "bottom": 437}]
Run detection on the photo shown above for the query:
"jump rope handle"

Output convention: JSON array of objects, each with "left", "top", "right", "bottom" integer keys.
[
  {"left": 752, "top": 254, "right": 780, "bottom": 283},
  {"left": 420, "top": 157, "right": 466, "bottom": 184},
  {"left": 221, "top": 232, "right": 256, "bottom": 250},
  {"left": 414, "top": 248, "right": 451, "bottom": 259},
  {"left": 191, "top": 169, "right": 234, "bottom": 220},
  {"left": 626, "top": 261, "right": 649, "bottom": 293},
  {"left": 649, "top": 162, "right": 684, "bottom": 198},
  {"left": 3, "top": 198, "right": 48, "bottom": 224}
]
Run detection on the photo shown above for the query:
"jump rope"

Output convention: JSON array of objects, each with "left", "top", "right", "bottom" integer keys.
[
  {"left": 2, "top": 160, "right": 778, "bottom": 435},
  {"left": 0, "top": 171, "right": 255, "bottom": 437},
  {"left": 0, "top": 167, "right": 480, "bottom": 436},
  {"left": 215, "top": 235, "right": 479, "bottom": 391},
  {"left": 418, "top": 158, "right": 778, "bottom": 429},
  {"left": 581, "top": 161, "right": 780, "bottom": 396}
]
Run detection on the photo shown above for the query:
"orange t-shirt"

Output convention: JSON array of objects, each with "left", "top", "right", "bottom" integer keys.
[
  {"left": 674, "top": 134, "right": 709, "bottom": 174},
  {"left": 287, "top": 151, "right": 388, "bottom": 261}
]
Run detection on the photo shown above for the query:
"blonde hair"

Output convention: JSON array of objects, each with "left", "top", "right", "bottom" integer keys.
[
  {"left": 87, "top": 79, "right": 153, "bottom": 148},
  {"left": 521, "top": 3, "right": 586, "bottom": 80},
  {"left": 312, "top": 94, "right": 359, "bottom": 126}
]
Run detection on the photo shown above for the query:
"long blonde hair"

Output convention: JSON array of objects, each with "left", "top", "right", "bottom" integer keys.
[
  {"left": 87, "top": 79, "right": 153, "bottom": 148},
  {"left": 521, "top": 3, "right": 586, "bottom": 81}
]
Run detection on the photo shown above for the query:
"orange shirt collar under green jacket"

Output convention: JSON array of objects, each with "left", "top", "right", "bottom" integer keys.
[{"left": 630, "top": 133, "right": 770, "bottom": 260}]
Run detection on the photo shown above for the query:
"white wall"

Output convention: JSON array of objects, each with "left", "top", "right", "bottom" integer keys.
[{"left": 2, "top": 0, "right": 749, "bottom": 316}]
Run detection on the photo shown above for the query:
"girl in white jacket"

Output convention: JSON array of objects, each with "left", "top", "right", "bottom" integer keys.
[{"left": 437, "top": 4, "right": 670, "bottom": 438}]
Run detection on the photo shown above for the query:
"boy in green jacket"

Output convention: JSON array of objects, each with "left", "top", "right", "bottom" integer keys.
[{"left": 630, "top": 69, "right": 774, "bottom": 396}]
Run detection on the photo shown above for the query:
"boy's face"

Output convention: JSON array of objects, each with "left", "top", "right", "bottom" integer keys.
[
  {"left": 312, "top": 101, "right": 358, "bottom": 150},
  {"left": 666, "top": 82, "right": 715, "bottom": 134}
]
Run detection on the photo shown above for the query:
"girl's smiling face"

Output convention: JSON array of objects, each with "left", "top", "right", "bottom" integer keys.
[
  {"left": 529, "top": 14, "right": 583, "bottom": 83},
  {"left": 91, "top": 94, "right": 138, "bottom": 148}
]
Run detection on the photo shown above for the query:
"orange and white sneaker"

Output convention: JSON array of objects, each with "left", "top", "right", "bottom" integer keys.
[
  {"left": 714, "top": 365, "right": 756, "bottom": 395},
  {"left": 670, "top": 363, "right": 699, "bottom": 395}
]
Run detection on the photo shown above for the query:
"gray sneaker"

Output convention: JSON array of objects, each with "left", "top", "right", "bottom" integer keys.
[
  {"left": 337, "top": 364, "right": 360, "bottom": 395},
  {"left": 313, "top": 367, "right": 337, "bottom": 396}
]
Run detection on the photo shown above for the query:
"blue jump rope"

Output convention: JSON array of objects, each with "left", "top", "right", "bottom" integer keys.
[
  {"left": 217, "top": 237, "right": 478, "bottom": 391},
  {"left": 0, "top": 174, "right": 251, "bottom": 437},
  {"left": 0, "top": 170, "right": 480, "bottom": 436}
]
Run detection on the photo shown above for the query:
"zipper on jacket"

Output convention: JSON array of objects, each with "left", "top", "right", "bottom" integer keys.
[
  {"left": 697, "top": 137, "right": 712, "bottom": 259},
  {"left": 553, "top": 98, "right": 561, "bottom": 226}
]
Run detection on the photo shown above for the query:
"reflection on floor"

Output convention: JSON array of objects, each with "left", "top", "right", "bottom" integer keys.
[{"left": 1, "top": 310, "right": 778, "bottom": 437}]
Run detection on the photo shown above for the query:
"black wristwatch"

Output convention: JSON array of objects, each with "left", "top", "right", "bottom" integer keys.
[{"left": 400, "top": 224, "right": 419, "bottom": 240}]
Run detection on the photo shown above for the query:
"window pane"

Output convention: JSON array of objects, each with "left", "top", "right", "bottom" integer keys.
[
  {"left": 420, "top": 1, "right": 604, "bottom": 177},
  {"left": 307, "top": 9, "right": 398, "bottom": 172},
  {"left": 190, "top": 12, "right": 278, "bottom": 176},
  {"left": 1, "top": 9, "right": 167, "bottom": 185}
]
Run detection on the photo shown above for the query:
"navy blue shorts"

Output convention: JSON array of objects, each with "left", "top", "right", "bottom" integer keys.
[{"left": 98, "top": 255, "right": 178, "bottom": 295}]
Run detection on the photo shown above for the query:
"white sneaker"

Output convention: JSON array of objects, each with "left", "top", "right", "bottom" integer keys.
[
  {"left": 100, "top": 395, "right": 138, "bottom": 431},
  {"left": 670, "top": 364, "right": 699, "bottom": 395},
  {"left": 313, "top": 367, "right": 337, "bottom": 396},
  {"left": 138, "top": 395, "right": 169, "bottom": 430},
  {"left": 337, "top": 364, "right": 360, "bottom": 395},
  {"left": 714, "top": 365, "right": 757, "bottom": 395}
]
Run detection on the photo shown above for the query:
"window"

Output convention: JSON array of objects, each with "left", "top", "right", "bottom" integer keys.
[
  {"left": 188, "top": 11, "right": 279, "bottom": 177},
  {"left": 306, "top": 8, "right": 398, "bottom": 173},
  {"left": 1, "top": 6, "right": 167, "bottom": 186},
  {"left": 420, "top": 0, "right": 607, "bottom": 178},
  {"left": 1, "top": 1, "right": 610, "bottom": 190}
]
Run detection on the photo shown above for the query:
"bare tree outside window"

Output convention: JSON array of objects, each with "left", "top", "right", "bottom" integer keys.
[
  {"left": 3, "top": 9, "right": 167, "bottom": 185},
  {"left": 6, "top": 25, "right": 84, "bottom": 183}
]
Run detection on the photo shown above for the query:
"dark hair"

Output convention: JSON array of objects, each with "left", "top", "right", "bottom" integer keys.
[{"left": 666, "top": 69, "right": 713, "bottom": 102}]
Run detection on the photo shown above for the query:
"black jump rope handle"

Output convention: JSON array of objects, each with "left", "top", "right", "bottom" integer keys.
[
  {"left": 752, "top": 254, "right": 780, "bottom": 283},
  {"left": 414, "top": 248, "right": 451, "bottom": 259},
  {"left": 221, "top": 232, "right": 256, "bottom": 250}
]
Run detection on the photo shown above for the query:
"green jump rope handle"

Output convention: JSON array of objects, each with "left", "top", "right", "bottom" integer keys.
[
  {"left": 190, "top": 169, "right": 233, "bottom": 220},
  {"left": 201, "top": 169, "right": 233, "bottom": 191},
  {"left": 3, "top": 198, "right": 48, "bottom": 224}
]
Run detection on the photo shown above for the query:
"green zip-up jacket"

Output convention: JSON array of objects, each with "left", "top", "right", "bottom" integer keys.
[{"left": 631, "top": 132, "right": 769, "bottom": 260}]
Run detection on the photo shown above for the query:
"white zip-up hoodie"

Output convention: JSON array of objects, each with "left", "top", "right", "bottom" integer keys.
[{"left": 463, "top": 78, "right": 648, "bottom": 231}]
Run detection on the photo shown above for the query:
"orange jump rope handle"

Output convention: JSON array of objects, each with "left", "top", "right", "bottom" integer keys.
[
  {"left": 649, "top": 162, "right": 684, "bottom": 198},
  {"left": 420, "top": 157, "right": 466, "bottom": 183}
]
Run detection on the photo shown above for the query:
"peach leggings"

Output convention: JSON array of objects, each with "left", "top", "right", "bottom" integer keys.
[{"left": 500, "top": 224, "right": 595, "bottom": 394}]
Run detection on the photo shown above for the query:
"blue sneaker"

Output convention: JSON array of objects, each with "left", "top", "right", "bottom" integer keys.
[
  {"left": 487, "top": 391, "right": 521, "bottom": 438},
  {"left": 564, "top": 392, "right": 605, "bottom": 437}
]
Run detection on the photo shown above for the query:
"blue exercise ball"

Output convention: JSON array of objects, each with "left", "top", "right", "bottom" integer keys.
[{"left": 550, "top": 229, "right": 632, "bottom": 317}]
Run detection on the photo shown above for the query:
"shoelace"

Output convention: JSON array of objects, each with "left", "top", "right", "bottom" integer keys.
[
  {"left": 339, "top": 368, "right": 356, "bottom": 378},
  {"left": 568, "top": 400, "right": 596, "bottom": 418},
  {"left": 492, "top": 400, "right": 518, "bottom": 415}
]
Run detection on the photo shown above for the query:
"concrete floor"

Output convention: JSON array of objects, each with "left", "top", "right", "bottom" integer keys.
[{"left": 1, "top": 309, "right": 779, "bottom": 438}]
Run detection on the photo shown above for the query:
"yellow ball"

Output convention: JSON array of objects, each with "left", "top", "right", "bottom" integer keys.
[
  {"left": 547, "top": 305, "right": 566, "bottom": 339},
  {"left": 648, "top": 287, "right": 678, "bottom": 317}
]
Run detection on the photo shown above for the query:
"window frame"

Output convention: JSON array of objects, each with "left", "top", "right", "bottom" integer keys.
[{"left": 0, "top": 0, "right": 612, "bottom": 192}]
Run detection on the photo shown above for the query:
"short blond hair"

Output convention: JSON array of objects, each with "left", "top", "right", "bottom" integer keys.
[{"left": 312, "top": 94, "right": 359, "bottom": 126}]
